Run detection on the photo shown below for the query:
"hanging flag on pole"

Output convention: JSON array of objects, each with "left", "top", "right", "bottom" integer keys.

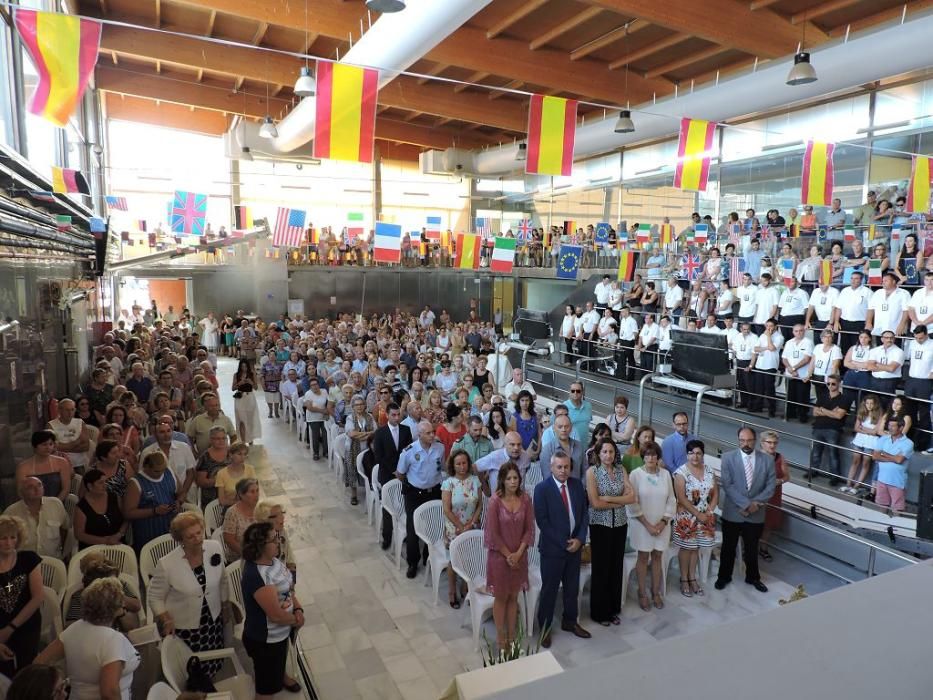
[
  {"left": 234, "top": 205, "right": 252, "bottom": 231},
  {"left": 636, "top": 223, "right": 650, "bottom": 246},
  {"left": 170, "top": 191, "right": 207, "bottom": 235},
  {"left": 617, "top": 251, "right": 637, "bottom": 282},
  {"left": 490, "top": 237, "right": 516, "bottom": 273},
  {"left": 455, "top": 233, "right": 481, "bottom": 270},
  {"left": 105, "top": 195, "right": 128, "bottom": 211},
  {"left": 50, "top": 167, "right": 89, "bottom": 194},
  {"left": 844, "top": 225, "right": 855, "bottom": 243},
  {"left": 693, "top": 223, "right": 709, "bottom": 244},
  {"left": 891, "top": 223, "right": 902, "bottom": 246},
  {"left": 476, "top": 217, "right": 492, "bottom": 236},
  {"left": 729, "top": 257, "right": 746, "bottom": 287},
  {"left": 660, "top": 224, "right": 674, "bottom": 246},
  {"left": 594, "top": 222, "right": 610, "bottom": 245},
  {"left": 781, "top": 258, "right": 795, "bottom": 285},
  {"left": 907, "top": 155, "right": 932, "bottom": 212},
  {"left": 819, "top": 259, "right": 833, "bottom": 286},
  {"left": 868, "top": 258, "right": 882, "bottom": 286},
  {"left": 13, "top": 9, "right": 101, "bottom": 127},
  {"left": 673, "top": 117, "right": 716, "bottom": 192},
  {"left": 563, "top": 220, "right": 576, "bottom": 237},
  {"left": 801, "top": 141, "right": 835, "bottom": 206},
  {"left": 425, "top": 216, "right": 442, "bottom": 241},
  {"left": 617, "top": 228, "right": 628, "bottom": 247},
  {"left": 372, "top": 222, "right": 401, "bottom": 263},
  {"left": 313, "top": 61, "right": 379, "bottom": 163},
  {"left": 517, "top": 219, "right": 532, "bottom": 240},
  {"left": 557, "top": 245, "right": 582, "bottom": 280},
  {"left": 525, "top": 94, "right": 577, "bottom": 177},
  {"left": 272, "top": 207, "right": 306, "bottom": 247}
]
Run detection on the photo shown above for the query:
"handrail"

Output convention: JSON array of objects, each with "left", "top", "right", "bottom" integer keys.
[{"left": 574, "top": 356, "right": 615, "bottom": 383}]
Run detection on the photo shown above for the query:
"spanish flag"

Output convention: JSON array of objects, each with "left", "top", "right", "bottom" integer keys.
[
  {"left": 819, "top": 259, "right": 833, "bottom": 286},
  {"left": 801, "top": 141, "right": 835, "bottom": 206},
  {"left": 618, "top": 251, "right": 637, "bottom": 282},
  {"left": 313, "top": 61, "right": 379, "bottom": 163},
  {"left": 660, "top": 224, "right": 674, "bottom": 246},
  {"left": 673, "top": 118, "right": 716, "bottom": 192},
  {"left": 907, "top": 155, "right": 932, "bottom": 212},
  {"left": 526, "top": 94, "right": 577, "bottom": 177},
  {"left": 14, "top": 10, "right": 101, "bottom": 128},
  {"left": 455, "top": 233, "right": 480, "bottom": 270},
  {"left": 51, "top": 167, "right": 89, "bottom": 194}
]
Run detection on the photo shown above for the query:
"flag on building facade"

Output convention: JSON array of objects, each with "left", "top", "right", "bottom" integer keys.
[
  {"left": 476, "top": 217, "right": 492, "bottom": 236},
  {"left": 234, "top": 205, "right": 252, "bottom": 230},
  {"left": 557, "top": 245, "right": 582, "bottom": 280},
  {"left": 14, "top": 9, "right": 101, "bottom": 127},
  {"left": 170, "top": 190, "right": 207, "bottom": 235},
  {"left": 681, "top": 253, "right": 701, "bottom": 280},
  {"left": 693, "top": 223, "right": 709, "bottom": 244},
  {"left": 868, "top": 258, "right": 882, "bottom": 286},
  {"left": 105, "top": 195, "right": 128, "bottom": 211},
  {"left": 617, "top": 251, "right": 636, "bottom": 282},
  {"left": 455, "top": 233, "right": 481, "bottom": 270},
  {"left": 136, "top": 219, "right": 147, "bottom": 232},
  {"left": 525, "top": 94, "right": 577, "bottom": 177},
  {"left": 673, "top": 117, "right": 716, "bottom": 192},
  {"left": 636, "top": 223, "right": 650, "bottom": 246},
  {"left": 372, "top": 222, "right": 401, "bottom": 263},
  {"left": 272, "top": 207, "right": 306, "bottom": 247},
  {"left": 55, "top": 214, "right": 71, "bottom": 230},
  {"left": 907, "top": 155, "right": 932, "bottom": 212},
  {"left": 819, "top": 259, "right": 833, "bottom": 286},
  {"left": 660, "top": 224, "right": 674, "bottom": 246},
  {"left": 425, "top": 215, "right": 442, "bottom": 241},
  {"left": 313, "top": 60, "right": 378, "bottom": 163},
  {"left": 490, "top": 237, "right": 516, "bottom": 273},
  {"left": 729, "top": 257, "right": 746, "bottom": 287},
  {"left": 594, "top": 222, "right": 610, "bottom": 245},
  {"left": 28, "top": 190, "right": 55, "bottom": 202},
  {"left": 801, "top": 141, "right": 835, "bottom": 206},
  {"left": 50, "top": 166, "right": 89, "bottom": 194}
]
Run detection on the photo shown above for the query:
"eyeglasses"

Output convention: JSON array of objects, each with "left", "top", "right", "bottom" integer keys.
[
  {"left": 570, "top": 389, "right": 582, "bottom": 394},
  {"left": 674, "top": 422, "right": 688, "bottom": 427},
  {"left": 826, "top": 381, "right": 839, "bottom": 386}
]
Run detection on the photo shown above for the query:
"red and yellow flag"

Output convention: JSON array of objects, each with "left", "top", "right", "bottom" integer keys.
[
  {"left": 51, "top": 166, "right": 89, "bottom": 194},
  {"left": 526, "top": 94, "right": 577, "bottom": 177},
  {"left": 618, "top": 252, "right": 636, "bottom": 282},
  {"left": 907, "top": 155, "right": 932, "bottom": 212},
  {"left": 455, "top": 233, "right": 480, "bottom": 270},
  {"left": 660, "top": 224, "right": 674, "bottom": 246},
  {"left": 801, "top": 141, "right": 835, "bottom": 206},
  {"left": 819, "top": 259, "right": 833, "bottom": 286},
  {"left": 673, "top": 118, "right": 716, "bottom": 192},
  {"left": 313, "top": 61, "right": 379, "bottom": 163},
  {"left": 14, "top": 10, "right": 101, "bottom": 128}
]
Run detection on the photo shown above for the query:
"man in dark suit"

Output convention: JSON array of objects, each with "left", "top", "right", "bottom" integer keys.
[
  {"left": 372, "top": 403, "right": 413, "bottom": 550},
  {"left": 533, "top": 450, "right": 591, "bottom": 648},
  {"left": 715, "top": 426, "right": 776, "bottom": 592}
]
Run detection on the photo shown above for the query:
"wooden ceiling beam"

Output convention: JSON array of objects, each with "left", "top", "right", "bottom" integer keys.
[
  {"left": 417, "top": 63, "right": 449, "bottom": 85},
  {"left": 453, "top": 71, "right": 490, "bottom": 93},
  {"left": 791, "top": 0, "right": 863, "bottom": 25},
  {"left": 607, "top": 32, "right": 687, "bottom": 69},
  {"left": 488, "top": 80, "right": 524, "bottom": 101},
  {"left": 749, "top": 0, "right": 782, "bottom": 9},
  {"left": 250, "top": 22, "right": 269, "bottom": 45},
  {"left": 580, "top": 0, "right": 828, "bottom": 58},
  {"left": 570, "top": 19, "right": 649, "bottom": 61},
  {"left": 486, "top": 0, "right": 550, "bottom": 40},
  {"left": 205, "top": 10, "right": 216, "bottom": 37},
  {"left": 644, "top": 45, "right": 730, "bottom": 79},
  {"left": 530, "top": 6, "right": 603, "bottom": 50},
  {"left": 98, "top": 25, "right": 525, "bottom": 130},
  {"left": 105, "top": 93, "right": 229, "bottom": 135},
  {"left": 826, "top": 0, "right": 933, "bottom": 35}
]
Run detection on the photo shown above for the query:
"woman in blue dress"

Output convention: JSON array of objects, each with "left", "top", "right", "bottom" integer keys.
[
  {"left": 509, "top": 390, "right": 541, "bottom": 451},
  {"left": 123, "top": 451, "right": 178, "bottom": 552}
]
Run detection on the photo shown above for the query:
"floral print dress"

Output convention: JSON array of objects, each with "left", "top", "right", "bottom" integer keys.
[
  {"left": 672, "top": 464, "right": 716, "bottom": 549},
  {"left": 440, "top": 475, "right": 482, "bottom": 545}
]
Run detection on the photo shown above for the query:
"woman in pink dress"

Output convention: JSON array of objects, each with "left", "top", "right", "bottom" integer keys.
[{"left": 484, "top": 462, "right": 535, "bottom": 652}]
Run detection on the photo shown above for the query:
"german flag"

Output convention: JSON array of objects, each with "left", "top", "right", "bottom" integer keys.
[
  {"left": 313, "top": 61, "right": 379, "bottom": 163},
  {"left": 525, "top": 94, "right": 577, "bottom": 177},
  {"left": 563, "top": 220, "right": 575, "bottom": 236},
  {"left": 234, "top": 205, "right": 252, "bottom": 230},
  {"left": 618, "top": 251, "right": 637, "bottom": 282}
]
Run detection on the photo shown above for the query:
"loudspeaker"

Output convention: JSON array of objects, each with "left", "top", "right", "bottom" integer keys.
[
  {"left": 514, "top": 308, "right": 551, "bottom": 343},
  {"left": 917, "top": 471, "right": 933, "bottom": 541}
]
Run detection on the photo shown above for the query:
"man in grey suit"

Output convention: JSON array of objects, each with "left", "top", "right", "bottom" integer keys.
[{"left": 715, "top": 427, "right": 776, "bottom": 592}]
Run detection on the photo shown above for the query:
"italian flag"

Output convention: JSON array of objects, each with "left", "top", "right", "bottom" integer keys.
[{"left": 491, "top": 237, "right": 516, "bottom": 273}]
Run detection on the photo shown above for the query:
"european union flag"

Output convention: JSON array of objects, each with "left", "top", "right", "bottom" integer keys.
[
  {"left": 557, "top": 245, "right": 582, "bottom": 280},
  {"left": 594, "top": 222, "right": 610, "bottom": 244}
]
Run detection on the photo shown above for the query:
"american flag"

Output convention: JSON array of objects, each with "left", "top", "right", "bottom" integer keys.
[
  {"left": 729, "top": 256, "right": 746, "bottom": 287},
  {"left": 728, "top": 223, "right": 741, "bottom": 247},
  {"left": 475, "top": 217, "right": 491, "bottom": 236},
  {"left": 517, "top": 218, "right": 532, "bottom": 241},
  {"left": 273, "top": 207, "right": 306, "bottom": 247},
  {"left": 105, "top": 195, "right": 128, "bottom": 211}
]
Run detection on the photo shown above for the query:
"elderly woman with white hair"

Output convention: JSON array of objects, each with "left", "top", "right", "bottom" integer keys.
[{"left": 36, "top": 577, "right": 140, "bottom": 699}]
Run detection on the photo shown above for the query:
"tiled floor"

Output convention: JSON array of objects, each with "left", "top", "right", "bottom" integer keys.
[{"left": 216, "top": 358, "right": 810, "bottom": 700}]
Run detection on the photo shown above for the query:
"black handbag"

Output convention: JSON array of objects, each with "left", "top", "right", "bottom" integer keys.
[{"left": 185, "top": 655, "right": 217, "bottom": 693}]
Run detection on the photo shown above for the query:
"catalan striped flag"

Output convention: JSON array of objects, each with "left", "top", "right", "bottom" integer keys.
[
  {"left": 660, "top": 224, "right": 674, "bottom": 246},
  {"left": 14, "top": 10, "right": 101, "bottom": 127},
  {"left": 801, "top": 141, "right": 835, "bottom": 206},
  {"left": 907, "top": 155, "right": 932, "bottom": 212},
  {"left": 673, "top": 118, "right": 716, "bottom": 192},
  {"left": 525, "top": 94, "right": 577, "bottom": 177},
  {"left": 490, "top": 237, "right": 516, "bottom": 273},
  {"left": 234, "top": 205, "right": 252, "bottom": 230},
  {"left": 617, "top": 251, "right": 636, "bottom": 282},
  {"left": 272, "top": 207, "right": 306, "bottom": 248},
  {"left": 455, "top": 233, "right": 481, "bottom": 270},
  {"left": 819, "top": 259, "right": 833, "bottom": 286},
  {"left": 313, "top": 60, "right": 379, "bottom": 163},
  {"left": 372, "top": 222, "right": 401, "bottom": 263},
  {"left": 51, "top": 167, "right": 89, "bottom": 194}
]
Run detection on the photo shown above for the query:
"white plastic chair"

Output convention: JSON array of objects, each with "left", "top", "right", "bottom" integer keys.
[
  {"left": 212, "top": 526, "right": 233, "bottom": 563},
  {"left": 147, "top": 682, "right": 179, "bottom": 700},
  {"left": 225, "top": 559, "right": 245, "bottom": 640},
  {"left": 204, "top": 498, "right": 225, "bottom": 535},
  {"left": 523, "top": 546, "right": 541, "bottom": 636},
  {"left": 620, "top": 550, "right": 639, "bottom": 605},
  {"left": 413, "top": 501, "right": 449, "bottom": 606},
  {"left": 40, "top": 556, "right": 67, "bottom": 600},
  {"left": 370, "top": 463, "right": 384, "bottom": 538},
  {"left": 140, "top": 534, "right": 177, "bottom": 583},
  {"left": 381, "top": 479, "right": 406, "bottom": 570},
  {"left": 355, "top": 450, "right": 375, "bottom": 520},
  {"left": 39, "top": 585, "right": 63, "bottom": 645},
  {"left": 67, "top": 544, "right": 138, "bottom": 587},
  {"left": 331, "top": 432, "right": 349, "bottom": 481},
  {"left": 524, "top": 464, "right": 543, "bottom": 496},
  {"left": 701, "top": 530, "right": 726, "bottom": 584},
  {"left": 160, "top": 634, "right": 253, "bottom": 698},
  {"left": 449, "top": 530, "right": 497, "bottom": 651}
]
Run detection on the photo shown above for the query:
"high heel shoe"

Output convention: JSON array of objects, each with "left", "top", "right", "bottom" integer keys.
[
  {"left": 689, "top": 578, "right": 704, "bottom": 596},
  {"left": 652, "top": 592, "right": 664, "bottom": 610},
  {"left": 638, "top": 589, "right": 651, "bottom": 612},
  {"left": 680, "top": 578, "right": 693, "bottom": 598}
]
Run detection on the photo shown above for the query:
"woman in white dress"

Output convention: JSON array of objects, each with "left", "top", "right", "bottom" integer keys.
[
  {"left": 232, "top": 359, "right": 262, "bottom": 445},
  {"left": 198, "top": 312, "right": 220, "bottom": 352},
  {"left": 626, "top": 443, "right": 676, "bottom": 611}
]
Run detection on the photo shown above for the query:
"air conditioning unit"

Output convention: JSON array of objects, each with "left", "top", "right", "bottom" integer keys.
[{"left": 420, "top": 148, "right": 476, "bottom": 176}]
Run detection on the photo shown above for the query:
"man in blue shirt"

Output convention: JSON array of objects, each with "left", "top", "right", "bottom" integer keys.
[
  {"left": 871, "top": 417, "right": 914, "bottom": 515},
  {"left": 661, "top": 411, "right": 696, "bottom": 473},
  {"left": 744, "top": 238, "right": 766, "bottom": 282},
  {"left": 563, "top": 381, "right": 592, "bottom": 442},
  {"left": 397, "top": 421, "right": 446, "bottom": 578}
]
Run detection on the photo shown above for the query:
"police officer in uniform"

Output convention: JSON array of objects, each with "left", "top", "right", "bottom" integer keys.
[{"left": 397, "top": 420, "right": 446, "bottom": 578}]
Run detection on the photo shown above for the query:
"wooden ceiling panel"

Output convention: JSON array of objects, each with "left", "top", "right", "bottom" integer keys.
[
  {"left": 263, "top": 24, "right": 305, "bottom": 52},
  {"left": 105, "top": 93, "right": 231, "bottom": 135},
  {"left": 663, "top": 48, "right": 748, "bottom": 84},
  {"left": 633, "top": 37, "right": 718, "bottom": 73},
  {"left": 206, "top": 11, "right": 264, "bottom": 44},
  {"left": 159, "top": 1, "right": 211, "bottom": 30},
  {"left": 586, "top": 24, "right": 681, "bottom": 65},
  {"left": 798, "top": 0, "right": 906, "bottom": 29},
  {"left": 487, "top": 2, "right": 580, "bottom": 42}
]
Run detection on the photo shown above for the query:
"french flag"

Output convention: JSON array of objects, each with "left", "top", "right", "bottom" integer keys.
[{"left": 373, "top": 222, "right": 401, "bottom": 264}]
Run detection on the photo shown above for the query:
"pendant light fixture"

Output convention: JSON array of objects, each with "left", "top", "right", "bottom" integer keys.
[
  {"left": 365, "top": 0, "right": 406, "bottom": 12},
  {"left": 516, "top": 142, "right": 527, "bottom": 162},
  {"left": 614, "top": 23, "right": 635, "bottom": 134},
  {"left": 293, "top": 0, "right": 316, "bottom": 96},
  {"left": 259, "top": 115, "right": 278, "bottom": 139},
  {"left": 786, "top": 19, "right": 817, "bottom": 86}
]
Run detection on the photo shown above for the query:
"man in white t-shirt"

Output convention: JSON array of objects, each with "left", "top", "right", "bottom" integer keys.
[
  {"left": 302, "top": 383, "right": 331, "bottom": 460},
  {"left": 905, "top": 325, "right": 933, "bottom": 452},
  {"left": 503, "top": 367, "right": 536, "bottom": 401},
  {"left": 615, "top": 306, "right": 639, "bottom": 381},
  {"left": 593, "top": 275, "right": 612, "bottom": 312},
  {"left": 805, "top": 283, "right": 839, "bottom": 344},
  {"left": 749, "top": 318, "right": 784, "bottom": 417},
  {"left": 781, "top": 324, "right": 814, "bottom": 422},
  {"left": 419, "top": 306, "right": 435, "bottom": 328},
  {"left": 48, "top": 398, "right": 89, "bottom": 473},
  {"left": 699, "top": 313, "right": 721, "bottom": 334},
  {"left": 832, "top": 271, "right": 871, "bottom": 354},
  {"left": 868, "top": 331, "right": 905, "bottom": 404},
  {"left": 637, "top": 313, "right": 659, "bottom": 373},
  {"left": 736, "top": 273, "right": 758, "bottom": 326},
  {"left": 732, "top": 321, "right": 758, "bottom": 409},
  {"left": 866, "top": 272, "right": 910, "bottom": 339},
  {"left": 752, "top": 273, "right": 781, "bottom": 335},
  {"left": 559, "top": 305, "right": 576, "bottom": 365},
  {"left": 3, "top": 477, "right": 69, "bottom": 558},
  {"left": 663, "top": 276, "right": 684, "bottom": 326},
  {"left": 778, "top": 277, "right": 809, "bottom": 342},
  {"left": 908, "top": 271, "right": 933, "bottom": 332},
  {"left": 578, "top": 301, "right": 600, "bottom": 358}
]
